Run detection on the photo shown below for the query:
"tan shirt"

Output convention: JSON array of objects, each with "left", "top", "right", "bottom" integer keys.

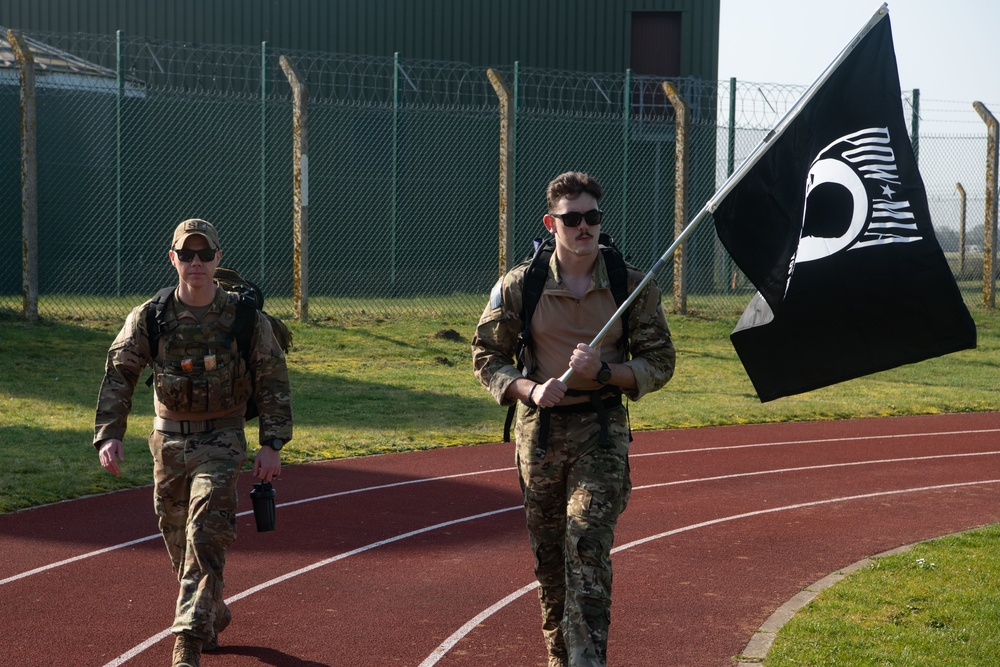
[
  {"left": 473, "top": 249, "right": 676, "bottom": 407},
  {"left": 530, "top": 254, "right": 623, "bottom": 392}
]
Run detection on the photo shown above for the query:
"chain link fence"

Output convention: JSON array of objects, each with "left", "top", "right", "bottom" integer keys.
[{"left": 0, "top": 29, "right": 993, "bottom": 323}]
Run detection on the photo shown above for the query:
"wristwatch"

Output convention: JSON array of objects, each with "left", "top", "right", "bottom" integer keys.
[
  {"left": 262, "top": 438, "right": 284, "bottom": 451},
  {"left": 596, "top": 361, "right": 612, "bottom": 385}
]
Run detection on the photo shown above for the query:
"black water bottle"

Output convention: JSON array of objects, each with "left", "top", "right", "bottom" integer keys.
[{"left": 250, "top": 481, "right": 276, "bottom": 532}]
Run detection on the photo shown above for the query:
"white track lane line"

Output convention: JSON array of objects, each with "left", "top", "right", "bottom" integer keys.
[
  {"left": 0, "top": 468, "right": 509, "bottom": 587},
  {"left": 629, "top": 427, "right": 1000, "bottom": 459},
  {"left": 101, "top": 454, "right": 1000, "bottom": 665},
  {"left": 5, "top": 425, "right": 1000, "bottom": 587},
  {"left": 417, "top": 478, "right": 1000, "bottom": 667},
  {"left": 100, "top": 507, "right": 520, "bottom": 667}
]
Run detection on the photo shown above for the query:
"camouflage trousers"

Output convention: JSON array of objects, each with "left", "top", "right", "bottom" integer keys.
[
  {"left": 514, "top": 403, "right": 631, "bottom": 667},
  {"left": 149, "top": 426, "right": 246, "bottom": 639}
]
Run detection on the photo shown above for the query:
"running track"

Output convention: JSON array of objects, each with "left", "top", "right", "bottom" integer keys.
[{"left": 3, "top": 412, "right": 1000, "bottom": 667}]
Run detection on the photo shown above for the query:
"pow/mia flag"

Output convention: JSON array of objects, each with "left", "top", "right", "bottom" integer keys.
[{"left": 711, "top": 8, "right": 976, "bottom": 402}]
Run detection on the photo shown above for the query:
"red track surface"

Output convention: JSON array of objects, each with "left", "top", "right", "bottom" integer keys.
[{"left": 3, "top": 412, "right": 1000, "bottom": 667}]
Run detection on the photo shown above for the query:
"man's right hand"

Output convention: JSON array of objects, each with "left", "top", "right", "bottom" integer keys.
[
  {"left": 532, "top": 378, "right": 567, "bottom": 408},
  {"left": 98, "top": 439, "right": 125, "bottom": 477}
]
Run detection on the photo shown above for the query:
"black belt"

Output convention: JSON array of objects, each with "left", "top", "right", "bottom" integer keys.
[
  {"left": 531, "top": 392, "right": 622, "bottom": 459},
  {"left": 153, "top": 416, "right": 245, "bottom": 435}
]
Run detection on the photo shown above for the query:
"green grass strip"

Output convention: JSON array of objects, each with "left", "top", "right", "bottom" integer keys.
[
  {"left": 2, "top": 304, "right": 999, "bottom": 512},
  {"left": 764, "top": 525, "right": 1000, "bottom": 666}
]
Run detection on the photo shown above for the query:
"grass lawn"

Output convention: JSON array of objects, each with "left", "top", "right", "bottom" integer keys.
[{"left": 2, "top": 303, "right": 998, "bottom": 511}]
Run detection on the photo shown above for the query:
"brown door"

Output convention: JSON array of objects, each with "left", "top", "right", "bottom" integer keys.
[
  {"left": 630, "top": 11, "right": 681, "bottom": 77},
  {"left": 630, "top": 12, "right": 682, "bottom": 118}
]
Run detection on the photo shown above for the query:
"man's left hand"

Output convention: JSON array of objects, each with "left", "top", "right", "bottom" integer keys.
[
  {"left": 253, "top": 444, "right": 281, "bottom": 482},
  {"left": 569, "top": 343, "right": 602, "bottom": 380}
]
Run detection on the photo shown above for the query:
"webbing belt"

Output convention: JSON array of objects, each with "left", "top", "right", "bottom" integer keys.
[
  {"left": 530, "top": 392, "right": 622, "bottom": 459},
  {"left": 153, "top": 416, "right": 245, "bottom": 435}
]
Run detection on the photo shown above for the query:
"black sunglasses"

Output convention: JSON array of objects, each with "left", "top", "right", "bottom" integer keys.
[
  {"left": 173, "top": 247, "right": 218, "bottom": 263},
  {"left": 550, "top": 208, "right": 603, "bottom": 227}
]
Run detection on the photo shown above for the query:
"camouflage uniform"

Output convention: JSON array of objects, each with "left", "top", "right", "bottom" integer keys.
[
  {"left": 94, "top": 286, "right": 292, "bottom": 641},
  {"left": 473, "top": 251, "right": 675, "bottom": 666}
]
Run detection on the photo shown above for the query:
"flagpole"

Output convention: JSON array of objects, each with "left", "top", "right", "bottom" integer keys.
[{"left": 559, "top": 3, "right": 889, "bottom": 384}]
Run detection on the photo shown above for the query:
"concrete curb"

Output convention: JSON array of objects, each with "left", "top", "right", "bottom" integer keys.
[{"left": 734, "top": 543, "right": 917, "bottom": 666}]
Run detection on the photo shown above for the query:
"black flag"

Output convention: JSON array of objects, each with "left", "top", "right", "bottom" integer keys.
[{"left": 711, "top": 8, "right": 976, "bottom": 402}]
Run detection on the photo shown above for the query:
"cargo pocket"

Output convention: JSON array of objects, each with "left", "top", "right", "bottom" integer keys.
[
  {"left": 232, "top": 366, "right": 253, "bottom": 406},
  {"left": 204, "top": 367, "right": 235, "bottom": 411},
  {"left": 155, "top": 373, "right": 191, "bottom": 411}
]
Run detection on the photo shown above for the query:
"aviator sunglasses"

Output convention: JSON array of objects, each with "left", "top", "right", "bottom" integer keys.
[
  {"left": 549, "top": 208, "right": 603, "bottom": 227},
  {"left": 173, "top": 247, "right": 218, "bottom": 263}
]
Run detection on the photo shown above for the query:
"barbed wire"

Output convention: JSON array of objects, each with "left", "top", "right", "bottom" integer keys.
[{"left": 7, "top": 26, "right": 993, "bottom": 134}]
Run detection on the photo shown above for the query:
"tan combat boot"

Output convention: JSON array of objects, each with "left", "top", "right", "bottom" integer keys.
[
  {"left": 172, "top": 633, "right": 202, "bottom": 667},
  {"left": 203, "top": 602, "right": 232, "bottom": 652}
]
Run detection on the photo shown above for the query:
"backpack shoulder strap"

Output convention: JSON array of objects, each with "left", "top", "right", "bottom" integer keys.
[
  {"left": 520, "top": 237, "right": 555, "bottom": 343},
  {"left": 503, "top": 238, "right": 554, "bottom": 442},
  {"left": 144, "top": 286, "right": 176, "bottom": 387},
  {"left": 145, "top": 286, "right": 176, "bottom": 355},
  {"left": 599, "top": 232, "right": 629, "bottom": 306},
  {"left": 229, "top": 293, "right": 257, "bottom": 366},
  {"left": 598, "top": 232, "right": 631, "bottom": 355}
]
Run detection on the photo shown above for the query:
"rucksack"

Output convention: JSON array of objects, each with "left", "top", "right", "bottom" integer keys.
[
  {"left": 213, "top": 267, "right": 293, "bottom": 353},
  {"left": 502, "top": 231, "right": 631, "bottom": 441},
  {"left": 144, "top": 266, "right": 292, "bottom": 421}
]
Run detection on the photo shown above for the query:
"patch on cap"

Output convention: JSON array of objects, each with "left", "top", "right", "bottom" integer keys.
[{"left": 172, "top": 218, "right": 220, "bottom": 249}]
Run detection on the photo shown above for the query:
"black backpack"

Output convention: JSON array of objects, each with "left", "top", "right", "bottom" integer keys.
[
  {"left": 144, "top": 267, "right": 292, "bottom": 421},
  {"left": 503, "top": 231, "right": 631, "bottom": 441}
]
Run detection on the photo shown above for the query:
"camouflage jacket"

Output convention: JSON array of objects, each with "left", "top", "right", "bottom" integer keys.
[
  {"left": 93, "top": 286, "right": 292, "bottom": 447},
  {"left": 472, "top": 251, "right": 676, "bottom": 406}
]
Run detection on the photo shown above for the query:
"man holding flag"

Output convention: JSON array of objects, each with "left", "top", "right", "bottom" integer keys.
[{"left": 472, "top": 171, "right": 676, "bottom": 666}]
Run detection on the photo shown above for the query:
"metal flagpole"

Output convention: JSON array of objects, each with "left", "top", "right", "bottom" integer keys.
[{"left": 560, "top": 3, "right": 889, "bottom": 383}]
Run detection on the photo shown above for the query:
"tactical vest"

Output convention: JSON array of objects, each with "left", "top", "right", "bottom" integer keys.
[{"left": 150, "top": 294, "right": 253, "bottom": 414}]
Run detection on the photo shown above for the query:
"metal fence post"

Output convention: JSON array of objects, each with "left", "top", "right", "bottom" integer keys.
[
  {"left": 973, "top": 101, "right": 998, "bottom": 310},
  {"left": 260, "top": 41, "right": 268, "bottom": 284},
  {"left": 513, "top": 61, "right": 519, "bottom": 235},
  {"left": 9, "top": 30, "right": 38, "bottom": 322},
  {"left": 727, "top": 78, "right": 736, "bottom": 177},
  {"left": 280, "top": 55, "right": 309, "bottom": 322},
  {"left": 661, "top": 81, "right": 688, "bottom": 315},
  {"left": 487, "top": 68, "right": 514, "bottom": 277},
  {"left": 910, "top": 88, "right": 920, "bottom": 166},
  {"left": 726, "top": 77, "right": 737, "bottom": 292},
  {"left": 956, "top": 182, "right": 966, "bottom": 276},
  {"left": 392, "top": 53, "right": 400, "bottom": 290},
  {"left": 116, "top": 31, "right": 124, "bottom": 298},
  {"left": 622, "top": 69, "right": 631, "bottom": 249}
]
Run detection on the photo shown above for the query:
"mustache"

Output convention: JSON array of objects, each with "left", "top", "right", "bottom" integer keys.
[{"left": 576, "top": 232, "right": 593, "bottom": 239}]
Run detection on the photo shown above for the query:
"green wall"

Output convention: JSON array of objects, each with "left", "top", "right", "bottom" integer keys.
[{"left": 1, "top": 0, "right": 719, "bottom": 79}]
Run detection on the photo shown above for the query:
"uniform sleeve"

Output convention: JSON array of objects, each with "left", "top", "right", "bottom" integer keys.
[
  {"left": 621, "top": 272, "right": 676, "bottom": 401},
  {"left": 471, "top": 272, "right": 525, "bottom": 406},
  {"left": 93, "top": 305, "right": 152, "bottom": 447},
  {"left": 250, "top": 313, "right": 293, "bottom": 443}
]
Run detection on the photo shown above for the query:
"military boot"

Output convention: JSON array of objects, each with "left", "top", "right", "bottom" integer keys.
[
  {"left": 547, "top": 653, "right": 568, "bottom": 667},
  {"left": 203, "top": 602, "right": 232, "bottom": 651},
  {"left": 172, "top": 633, "right": 202, "bottom": 667}
]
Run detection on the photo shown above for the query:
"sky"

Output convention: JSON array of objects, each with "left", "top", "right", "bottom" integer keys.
[{"left": 717, "top": 0, "right": 1000, "bottom": 134}]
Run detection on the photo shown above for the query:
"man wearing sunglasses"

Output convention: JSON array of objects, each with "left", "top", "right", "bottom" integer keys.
[
  {"left": 93, "top": 218, "right": 292, "bottom": 667},
  {"left": 473, "top": 172, "right": 675, "bottom": 666}
]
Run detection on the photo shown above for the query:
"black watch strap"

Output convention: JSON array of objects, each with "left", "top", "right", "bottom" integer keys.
[
  {"left": 596, "top": 361, "right": 612, "bottom": 385},
  {"left": 263, "top": 438, "right": 284, "bottom": 451}
]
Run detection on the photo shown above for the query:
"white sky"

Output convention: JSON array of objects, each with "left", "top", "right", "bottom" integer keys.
[{"left": 717, "top": 0, "right": 1000, "bottom": 134}]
